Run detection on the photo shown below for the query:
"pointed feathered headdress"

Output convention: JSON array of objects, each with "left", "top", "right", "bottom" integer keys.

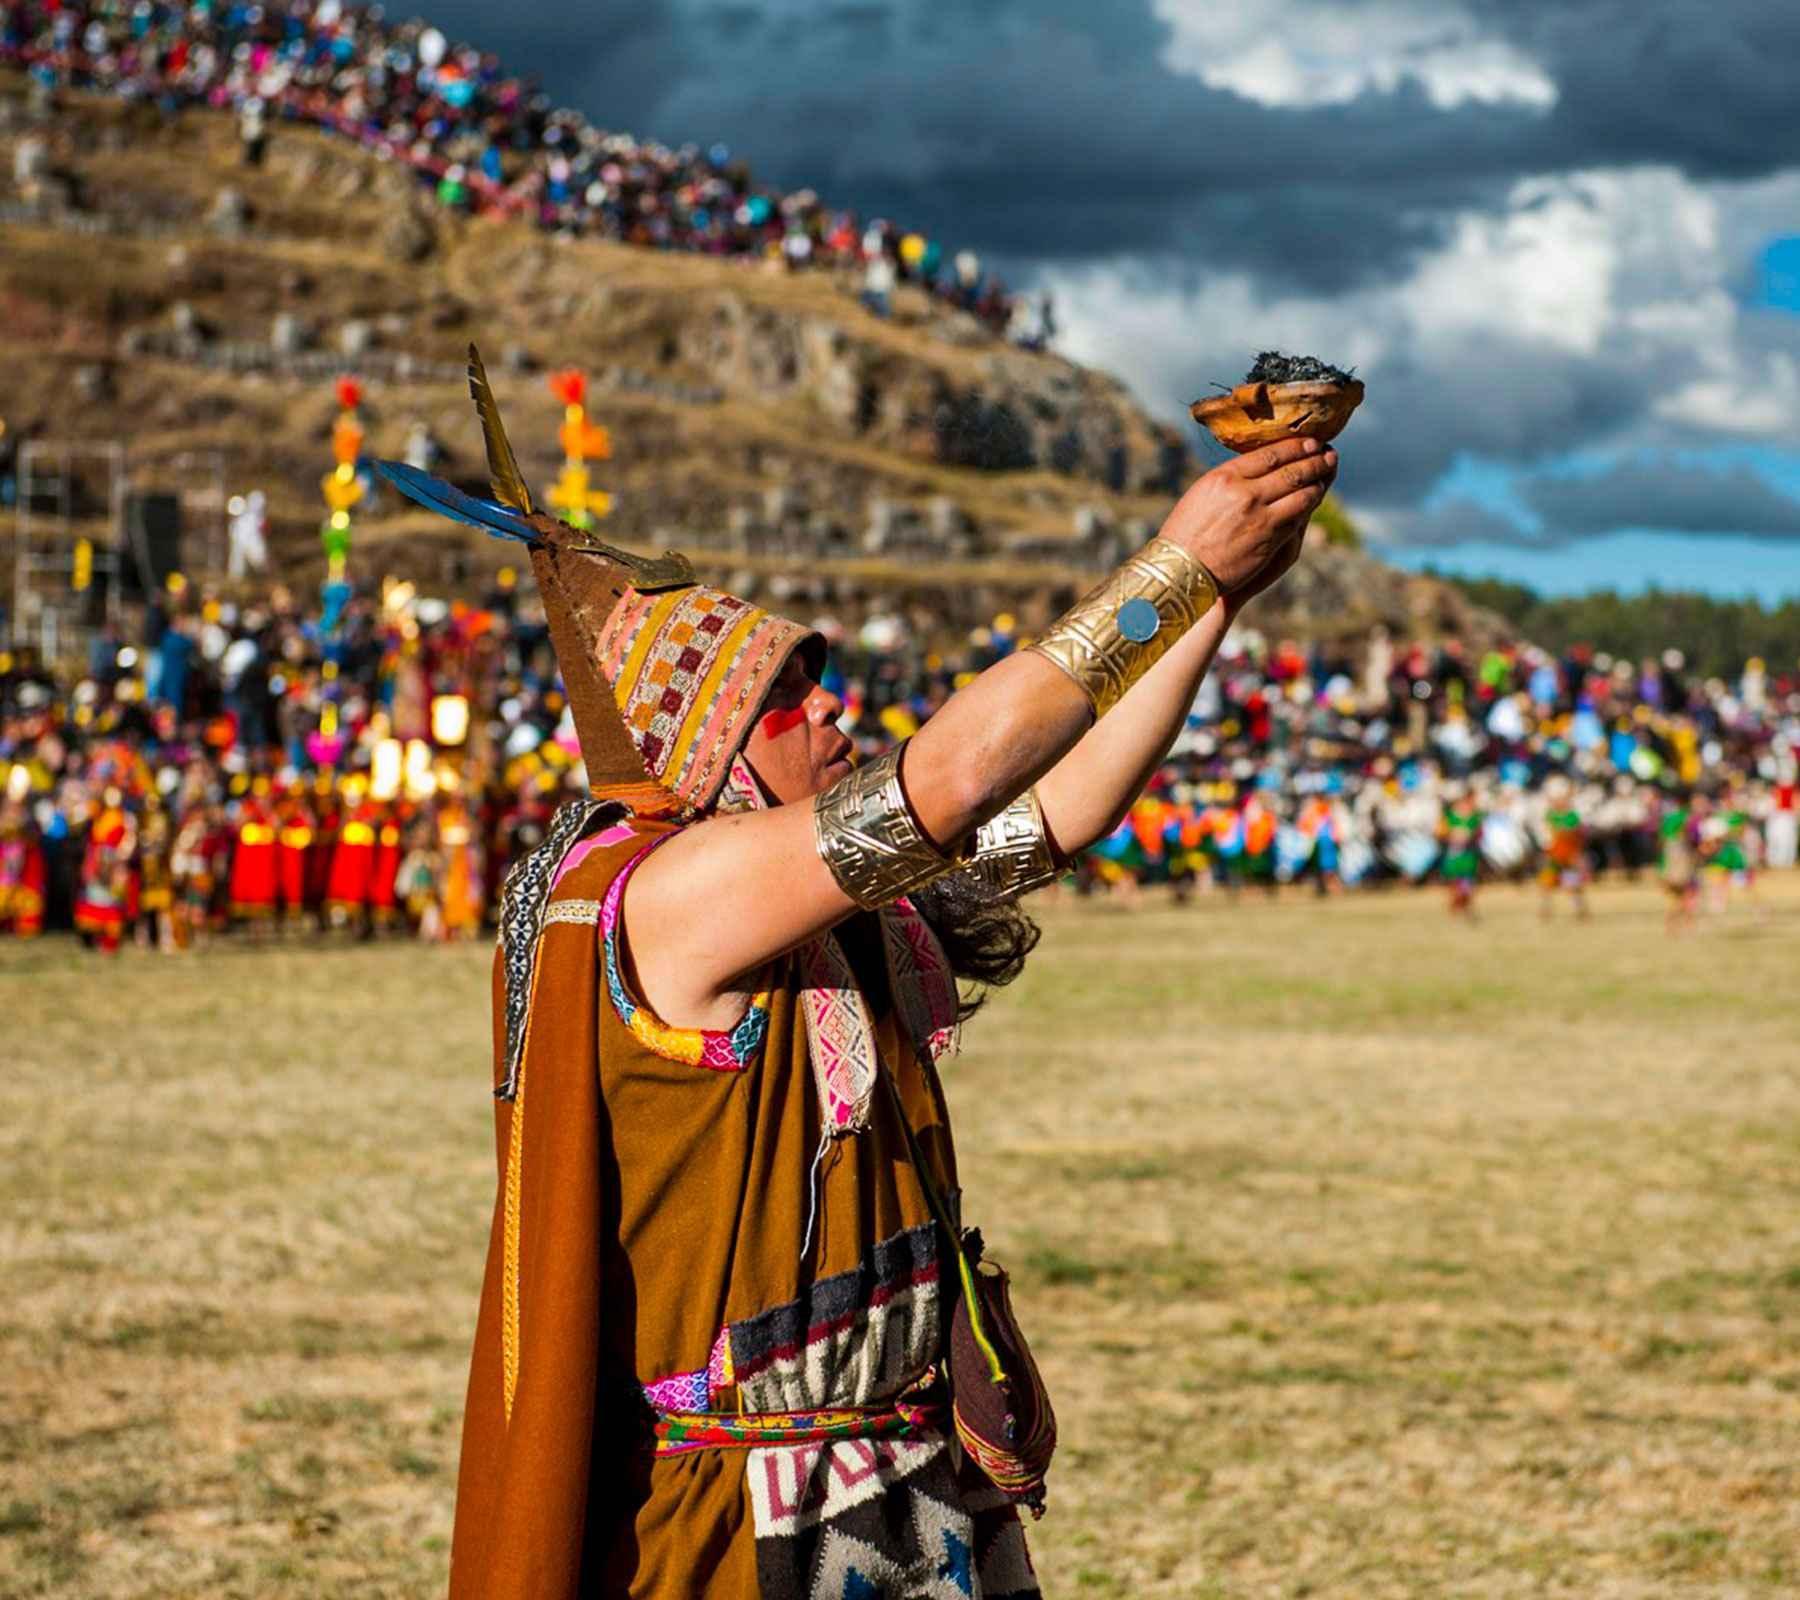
[{"left": 373, "top": 346, "right": 819, "bottom": 812}]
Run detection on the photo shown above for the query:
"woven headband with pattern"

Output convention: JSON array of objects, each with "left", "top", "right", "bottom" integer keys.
[{"left": 596, "top": 585, "right": 821, "bottom": 815}]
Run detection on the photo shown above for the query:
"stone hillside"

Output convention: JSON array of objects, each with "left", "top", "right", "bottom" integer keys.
[{"left": 0, "top": 75, "right": 1513, "bottom": 651}]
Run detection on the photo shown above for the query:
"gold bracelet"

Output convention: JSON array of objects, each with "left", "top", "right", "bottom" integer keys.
[
  {"left": 1024, "top": 537, "right": 1219, "bottom": 717},
  {"left": 958, "top": 789, "right": 1062, "bottom": 901},
  {"left": 814, "top": 743, "right": 960, "bottom": 909}
]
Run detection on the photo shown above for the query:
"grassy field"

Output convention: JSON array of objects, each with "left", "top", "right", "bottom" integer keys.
[{"left": 4, "top": 879, "right": 1799, "bottom": 1598}]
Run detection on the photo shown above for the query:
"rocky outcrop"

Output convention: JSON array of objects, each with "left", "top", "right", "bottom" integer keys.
[{"left": 678, "top": 291, "right": 1192, "bottom": 491}]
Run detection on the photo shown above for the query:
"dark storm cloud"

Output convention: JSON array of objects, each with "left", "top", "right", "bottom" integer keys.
[
  {"left": 418, "top": 0, "right": 1800, "bottom": 289},
  {"left": 1502, "top": 2, "right": 1800, "bottom": 180},
  {"left": 633, "top": 3, "right": 1545, "bottom": 289},
  {"left": 1343, "top": 343, "right": 1651, "bottom": 509},
  {"left": 1525, "top": 460, "right": 1800, "bottom": 541},
  {"left": 1385, "top": 498, "right": 1543, "bottom": 550}
]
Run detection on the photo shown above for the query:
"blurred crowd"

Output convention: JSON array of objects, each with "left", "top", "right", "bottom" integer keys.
[
  {"left": 4, "top": 571, "right": 1797, "bottom": 949},
  {"left": 1076, "top": 629, "right": 1797, "bottom": 922},
  {"left": 1, "top": 0, "right": 1024, "bottom": 333}
]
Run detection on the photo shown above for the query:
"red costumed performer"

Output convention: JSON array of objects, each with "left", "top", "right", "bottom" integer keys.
[{"left": 229, "top": 782, "right": 280, "bottom": 921}]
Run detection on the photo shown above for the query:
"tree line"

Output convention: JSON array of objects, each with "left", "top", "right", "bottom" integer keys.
[{"left": 1429, "top": 574, "right": 1800, "bottom": 679}]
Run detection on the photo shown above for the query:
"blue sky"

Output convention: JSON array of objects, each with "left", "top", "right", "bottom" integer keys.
[
  {"left": 416, "top": 0, "right": 1800, "bottom": 598},
  {"left": 1390, "top": 532, "right": 1800, "bottom": 602},
  {"left": 1389, "top": 442, "right": 1800, "bottom": 599}
]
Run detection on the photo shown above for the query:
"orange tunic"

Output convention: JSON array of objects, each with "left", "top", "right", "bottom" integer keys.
[{"left": 448, "top": 813, "right": 1039, "bottom": 1600}]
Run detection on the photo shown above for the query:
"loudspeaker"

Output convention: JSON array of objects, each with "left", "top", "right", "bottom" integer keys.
[{"left": 122, "top": 492, "right": 182, "bottom": 595}]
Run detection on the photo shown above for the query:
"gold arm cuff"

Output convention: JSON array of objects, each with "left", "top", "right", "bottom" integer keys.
[
  {"left": 1023, "top": 536, "right": 1219, "bottom": 717},
  {"left": 958, "top": 788, "right": 1062, "bottom": 902},
  {"left": 813, "top": 743, "right": 960, "bottom": 910}
]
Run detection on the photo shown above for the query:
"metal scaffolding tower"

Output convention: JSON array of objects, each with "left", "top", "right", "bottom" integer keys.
[{"left": 10, "top": 440, "right": 126, "bottom": 659}]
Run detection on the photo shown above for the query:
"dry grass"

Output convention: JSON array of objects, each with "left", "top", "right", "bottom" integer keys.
[{"left": 4, "top": 878, "right": 1799, "bottom": 1597}]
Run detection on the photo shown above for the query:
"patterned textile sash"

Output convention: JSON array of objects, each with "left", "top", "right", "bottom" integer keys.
[
  {"left": 716, "top": 753, "right": 961, "bottom": 1139},
  {"left": 652, "top": 1372, "right": 946, "bottom": 1458}
]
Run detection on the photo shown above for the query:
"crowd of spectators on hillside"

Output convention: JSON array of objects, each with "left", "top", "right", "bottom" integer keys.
[
  {"left": 1, "top": 0, "right": 1023, "bottom": 333},
  {"left": 3, "top": 568, "right": 1796, "bottom": 947}
]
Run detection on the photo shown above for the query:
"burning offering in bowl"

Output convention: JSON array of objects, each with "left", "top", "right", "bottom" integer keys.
[{"left": 1190, "top": 351, "right": 1364, "bottom": 454}]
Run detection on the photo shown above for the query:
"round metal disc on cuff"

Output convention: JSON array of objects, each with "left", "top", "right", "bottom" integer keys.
[{"left": 1115, "top": 597, "right": 1162, "bottom": 643}]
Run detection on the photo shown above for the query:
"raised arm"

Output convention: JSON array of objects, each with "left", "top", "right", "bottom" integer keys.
[
  {"left": 1035, "top": 446, "right": 1335, "bottom": 854},
  {"left": 625, "top": 438, "right": 1336, "bottom": 1029}
]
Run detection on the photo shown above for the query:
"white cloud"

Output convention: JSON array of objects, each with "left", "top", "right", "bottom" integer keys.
[
  {"left": 1040, "top": 166, "right": 1800, "bottom": 540},
  {"left": 1408, "top": 178, "right": 1619, "bottom": 354},
  {"left": 1655, "top": 354, "right": 1800, "bottom": 439},
  {"left": 1153, "top": 0, "right": 1557, "bottom": 111}
]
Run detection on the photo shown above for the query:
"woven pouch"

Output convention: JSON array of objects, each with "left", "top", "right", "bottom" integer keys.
[{"left": 947, "top": 1236, "right": 1057, "bottom": 1514}]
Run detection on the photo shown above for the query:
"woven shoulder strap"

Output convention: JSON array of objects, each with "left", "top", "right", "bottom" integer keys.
[{"left": 878, "top": 1067, "right": 1008, "bottom": 1385}]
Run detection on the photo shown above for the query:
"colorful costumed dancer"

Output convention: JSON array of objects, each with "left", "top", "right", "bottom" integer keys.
[
  {"left": 397, "top": 815, "right": 446, "bottom": 940},
  {"left": 374, "top": 343, "right": 1334, "bottom": 1600},
  {"left": 1659, "top": 797, "right": 1700, "bottom": 935},
  {"left": 0, "top": 797, "right": 48, "bottom": 938},
  {"left": 307, "top": 775, "right": 341, "bottom": 912},
  {"left": 1704, "top": 790, "right": 1755, "bottom": 913},
  {"left": 1538, "top": 780, "right": 1589, "bottom": 921},
  {"left": 324, "top": 779, "right": 378, "bottom": 931},
  {"left": 1439, "top": 786, "right": 1483, "bottom": 919},
  {"left": 136, "top": 797, "right": 177, "bottom": 952},
  {"left": 1083, "top": 812, "right": 1145, "bottom": 895},
  {"left": 170, "top": 800, "right": 222, "bottom": 949},
  {"left": 228, "top": 783, "right": 280, "bottom": 926},
  {"left": 369, "top": 801, "right": 406, "bottom": 933},
  {"left": 74, "top": 789, "right": 139, "bottom": 953},
  {"left": 1241, "top": 788, "right": 1278, "bottom": 893},
  {"left": 436, "top": 791, "right": 485, "bottom": 938},
  {"left": 1295, "top": 793, "right": 1342, "bottom": 895},
  {"left": 276, "top": 781, "right": 318, "bottom": 930}
]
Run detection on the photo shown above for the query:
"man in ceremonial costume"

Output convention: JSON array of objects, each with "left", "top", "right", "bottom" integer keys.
[{"left": 378, "top": 350, "right": 1335, "bottom": 1600}]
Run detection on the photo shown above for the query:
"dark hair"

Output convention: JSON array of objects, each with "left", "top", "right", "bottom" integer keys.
[{"left": 906, "top": 872, "right": 1041, "bottom": 1022}]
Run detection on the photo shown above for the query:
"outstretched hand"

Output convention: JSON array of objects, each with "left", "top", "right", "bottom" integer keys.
[{"left": 1157, "top": 437, "right": 1338, "bottom": 595}]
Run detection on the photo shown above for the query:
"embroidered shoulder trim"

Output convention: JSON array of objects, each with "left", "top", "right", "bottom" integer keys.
[
  {"left": 542, "top": 898, "right": 603, "bottom": 926},
  {"left": 496, "top": 797, "right": 619, "bottom": 1101},
  {"left": 599, "top": 835, "right": 771, "bottom": 1072}
]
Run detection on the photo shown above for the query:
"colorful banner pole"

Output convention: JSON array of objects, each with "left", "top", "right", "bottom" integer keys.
[
  {"left": 546, "top": 369, "right": 614, "bottom": 529},
  {"left": 319, "top": 376, "right": 365, "bottom": 638}
]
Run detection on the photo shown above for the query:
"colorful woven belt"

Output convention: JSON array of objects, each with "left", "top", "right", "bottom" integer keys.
[{"left": 651, "top": 1375, "right": 945, "bottom": 1457}]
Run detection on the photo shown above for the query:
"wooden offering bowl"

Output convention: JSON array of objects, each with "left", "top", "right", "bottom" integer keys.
[{"left": 1189, "top": 379, "right": 1365, "bottom": 454}]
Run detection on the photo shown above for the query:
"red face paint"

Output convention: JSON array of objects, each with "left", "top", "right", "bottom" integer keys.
[{"left": 758, "top": 704, "right": 810, "bottom": 741}]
